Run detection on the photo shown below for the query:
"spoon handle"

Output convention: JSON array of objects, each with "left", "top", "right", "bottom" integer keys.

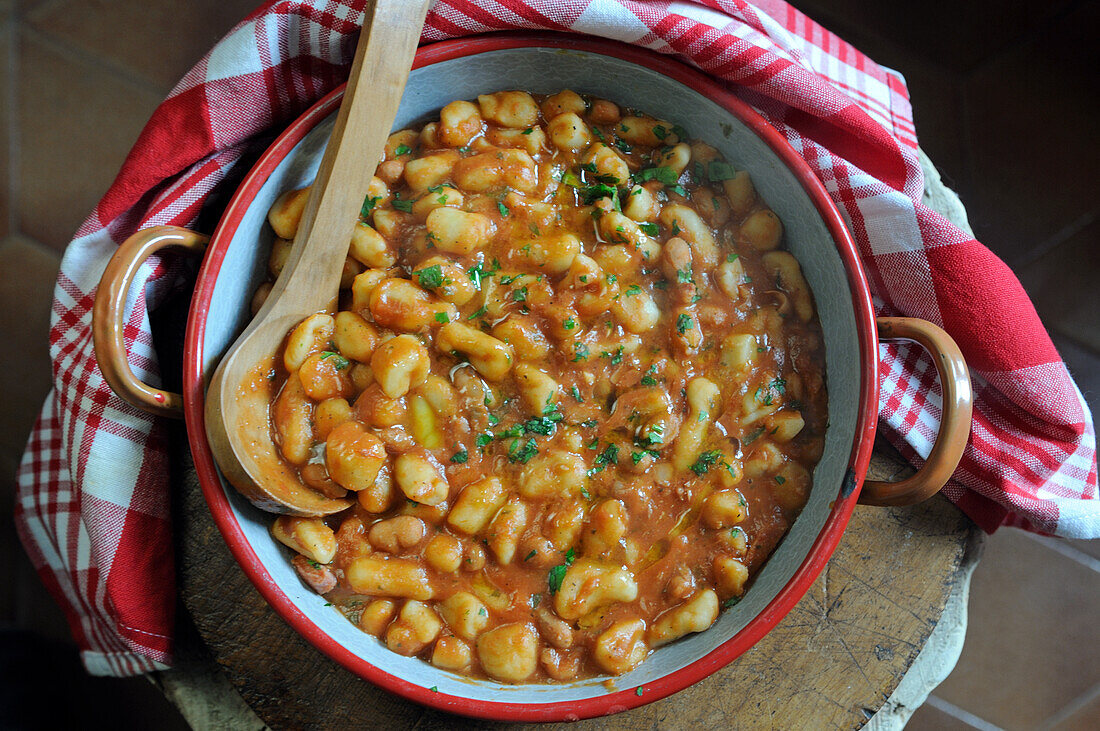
[{"left": 267, "top": 0, "right": 432, "bottom": 316}]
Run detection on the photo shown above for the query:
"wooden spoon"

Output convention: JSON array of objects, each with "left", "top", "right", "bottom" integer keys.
[{"left": 204, "top": 0, "right": 431, "bottom": 515}]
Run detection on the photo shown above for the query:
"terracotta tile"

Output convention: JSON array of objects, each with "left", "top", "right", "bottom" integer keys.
[
  {"left": 27, "top": 0, "right": 259, "bottom": 91},
  {"left": 0, "top": 237, "right": 58, "bottom": 488},
  {"left": 934, "top": 529, "right": 1100, "bottom": 729},
  {"left": 1050, "top": 687, "right": 1100, "bottom": 731},
  {"left": 905, "top": 698, "right": 982, "bottom": 731},
  {"left": 957, "top": 2, "right": 1100, "bottom": 267},
  {"left": 16, "top": 32, "right": 163, "bottom": 249},
  {"left": 1017, "top": 217, "right": 1100, "bottom": 352}
]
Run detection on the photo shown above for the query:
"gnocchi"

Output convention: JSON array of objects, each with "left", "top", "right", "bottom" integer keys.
[{"left": 260, "top": 91, "right": 826, "bottom": 684}]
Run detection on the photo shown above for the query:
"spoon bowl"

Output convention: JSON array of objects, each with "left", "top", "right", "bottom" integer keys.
[{"left": 203, "top": 0, "right": 431, "bottom": 515}]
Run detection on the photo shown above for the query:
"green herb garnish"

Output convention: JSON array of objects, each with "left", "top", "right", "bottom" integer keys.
[
  {"left": 416, "top": 264, "right": 444, "bottom": 289},
  {"left": 690, "top": 449, "right": 723, "bottom": 476},
  {"left": 319, "top": 351, "right": 348, "bottom": 370}
]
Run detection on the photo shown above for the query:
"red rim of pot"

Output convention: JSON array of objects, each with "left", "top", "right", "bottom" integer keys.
[{"left": 182, "top": 32, "right": 879, "bottom": 722}]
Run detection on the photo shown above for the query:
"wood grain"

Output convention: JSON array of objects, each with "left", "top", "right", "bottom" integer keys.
[{"left": 173, "top": 432, "right": 979, "bottom": 730}]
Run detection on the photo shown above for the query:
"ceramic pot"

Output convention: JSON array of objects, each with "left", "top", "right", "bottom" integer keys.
[{"left": 92, "top": 34, "right": 972, "bottom": 721}]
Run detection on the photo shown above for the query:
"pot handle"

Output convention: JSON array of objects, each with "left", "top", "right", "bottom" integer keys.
[
  {"left": 92, "top": 225, "right": 209, "bottom": 419},
  {"left": 859, "top": 317, "right": 973, "bottom": 506}
]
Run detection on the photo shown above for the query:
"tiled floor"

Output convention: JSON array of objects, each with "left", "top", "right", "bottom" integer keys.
[{"left": 0, "top": 0, "right": 1097, "bottom": 728}]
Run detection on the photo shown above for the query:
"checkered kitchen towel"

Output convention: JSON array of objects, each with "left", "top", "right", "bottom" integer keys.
[{"left": 16, "top": 0, "right": 1098, "bottom": 676}]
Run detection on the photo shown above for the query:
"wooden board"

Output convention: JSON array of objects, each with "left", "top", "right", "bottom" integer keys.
[{"left": 171, "top": 430, "right": 980, "bottom": 730}]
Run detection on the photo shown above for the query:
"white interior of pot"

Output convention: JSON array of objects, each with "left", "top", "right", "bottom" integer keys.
[{"left": 200, "top": 47, "right": 861, "bottom": 702}]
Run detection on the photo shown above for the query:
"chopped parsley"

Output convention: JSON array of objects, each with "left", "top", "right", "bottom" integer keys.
[
  {"left": 319, "top": 351, "right": 348, "bottom": 370},
  {"left": 640, "top": 364, "right": 660, "bottom": 386},
  {"left": 775, "top": 475, "right": 787, "bottom": 484},
  {"left": 637, "top": 423, "right": 664, "bottom": 448},
  {"left": 572, "top": 343, "right": 590, "bottom": 362},
  {"left": 676, "top": 313, "right": 693, "bottom": 334},
  {"left": 722, "top": 596, "right": 741, "bottom": 609},
  {"left": 588, "top": 443, "right": 620, "bottom": 475},
  {"left": 690, "top": 449, "right": 724, "bottom": 476},
  {"left": 360, "top": 195, "right": 381, "bottom": 217},
  {"left": 638, "top": 222, "right": 659, "bottom": 237},
  {"left": 727, "top": 252, "right": 740, "bottom": 263},
  {"left": 653, "top": 124, "right": 668, "bottom": 140},
  {"left": 520, "top": 412, "right": 561, "bottom": 436},
  {"left": 571, "top": 386, "right": 583, "bottom": 402},
  {"left": 466, "top": 259, "right": 499, "bottom": 287},
  {"left": 475, "top": 433, "right": 493, "bottom": 448},
  {"left": 707, "top": 160, "right": 738, "bottom": 181},
  {"left": 563, "top": 317, "right": 577, "bottom": 330},
  {"left": 394, "top": 144, "right": 411, "bottom": 156},
  {"left": 754, "top": 377, "right": 787, "bottom": 406},
  {"left": 635, "top": 165, "right": 679, "bottom": 186},
  {"left": 547, "top": 566, "right": 567, "bottom": 594},
  {"left": 467, "top": 305, "right": 488, "bottom": 320},
  {"left": 508, "top": 438, "right": 539, "bottom": 464},
  {"left": 498, "top": 201, "right": 510, "bottom": 217},
  {"left": 450, "top": 449, "right": 468, "bottom": 464},
  {"left": 636, "top": 687, "right": 645, "bottom": 696},
  {"left": 416, "top": 264, "right": 445, "bottom": 289},
  {"left": 391, "top": 193, "right": 413, "bottom": 213},
  {"left": 512, "top": 286, "right": 528, "bottom": 303},
  {"left": 522, "top": 127, "right": 534, "bottom": 135},
  {"left": 625, "top": 284, "right": 642, "bottom": 296},
  {"left": 548, "top": 549, "right": 578, "bottom": 593},
  {"left": 434, "top": 312, "right": 449, "bottom": 324},
  {"left": 580, "top": 181, "right": 621, "bottom": 210},
  {"left": 677, "top": 267, "right": 694, "bottom": 284},
  {"left": 743, "top": 426, "right": 765, "bottom": 445}
]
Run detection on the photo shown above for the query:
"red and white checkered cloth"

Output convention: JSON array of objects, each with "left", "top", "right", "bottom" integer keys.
[{"left": 15, "top": 0, "right": 1097, "bottom": 677}]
